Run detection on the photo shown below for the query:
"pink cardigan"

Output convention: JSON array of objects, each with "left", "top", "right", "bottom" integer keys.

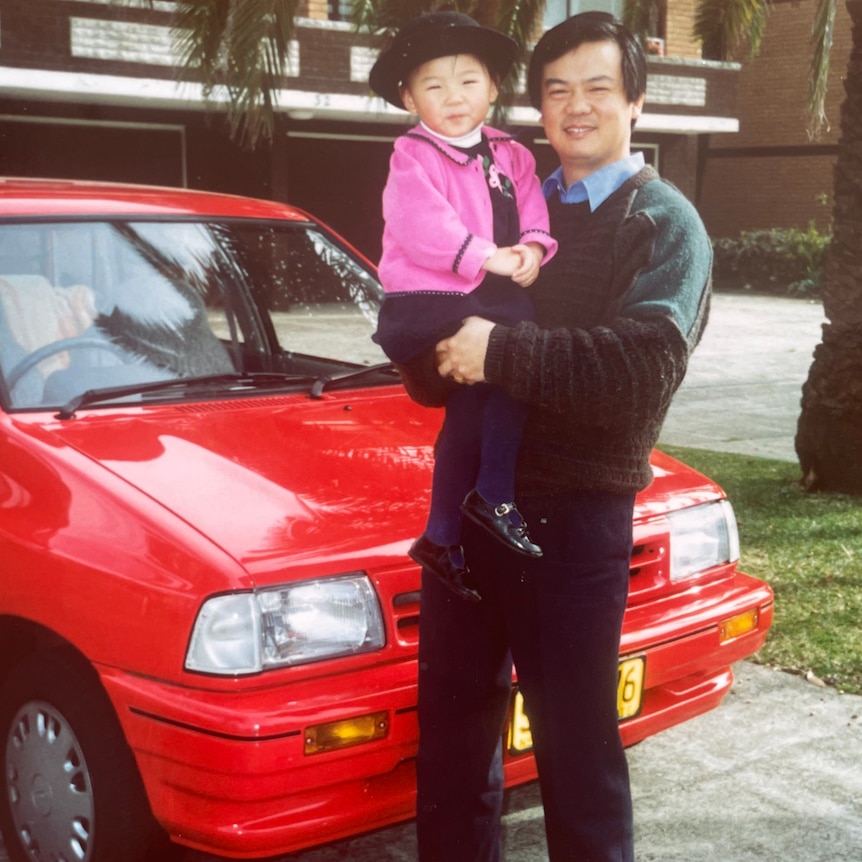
[{"left": 378, "top": 126, "right": 558, "bottom": 296}]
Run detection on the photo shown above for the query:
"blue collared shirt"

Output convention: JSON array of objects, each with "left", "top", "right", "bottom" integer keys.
[{"left": 542, "top": 152, "right": 646, "bottom": 210}]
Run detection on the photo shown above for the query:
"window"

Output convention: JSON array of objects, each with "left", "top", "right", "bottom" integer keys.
[
  {"left": 0, "top": 218, "right": 385, "bottom": 409},
  {"left": 327, "top": 1, "right": 350, "bottom": 22},
  {"left": 543, "top": 0, "right": 624, "bottom": 29}
]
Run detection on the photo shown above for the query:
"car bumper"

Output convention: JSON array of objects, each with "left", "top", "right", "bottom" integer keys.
[
  {"left": 505, "top": 569, "right": 775, "bottom": 783},
  {"left": 99, "top": 662, "right": 421, "bottom": 858},
  {"left": 98, "top": 569, "right": 773, "bottom": 859}
]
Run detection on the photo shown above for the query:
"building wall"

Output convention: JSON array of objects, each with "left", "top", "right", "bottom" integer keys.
[
  {"left": 0, "top": 0, "right": 739, "bottom": 259},
  {"left": 665, "top": 0, "right": 702, "bottom": 59},
  {"left": 699, "top": 0, "right": 851, "bottom": 238}
]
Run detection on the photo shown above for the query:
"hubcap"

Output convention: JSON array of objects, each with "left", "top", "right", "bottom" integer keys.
[{"left": 5, "top": 700, "right": 95, "bottom": 861}]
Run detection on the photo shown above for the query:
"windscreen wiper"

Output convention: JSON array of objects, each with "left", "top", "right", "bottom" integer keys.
[
  {"left": 56, "top": 372, "right": 317, "bottom": 420},
  {"left": 310, "top": 362, "right": 398, "bottom": 399}
]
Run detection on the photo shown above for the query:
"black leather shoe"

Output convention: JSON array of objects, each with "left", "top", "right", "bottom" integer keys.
[
  {"left": 409, "top": 534, "right": 482, "bottom": 603},
  {"left": 461, "top": 489, "right": 543, "bottom": 557}
]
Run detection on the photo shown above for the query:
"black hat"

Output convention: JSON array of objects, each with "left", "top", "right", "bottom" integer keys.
[{"left": 369, "top": 12, "right": 518, "bottom": 110}]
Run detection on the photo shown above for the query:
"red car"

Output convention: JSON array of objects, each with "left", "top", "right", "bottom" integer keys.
[{"left": 0, "top": 178, "right": 773, "bottom": 861}]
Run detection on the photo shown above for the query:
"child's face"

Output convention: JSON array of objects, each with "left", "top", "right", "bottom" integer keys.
[{"left": 401, "top": 54, "right": 498, "bottom": 138}]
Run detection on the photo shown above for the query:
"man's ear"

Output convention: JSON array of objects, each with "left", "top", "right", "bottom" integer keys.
[{"left": 630, "top": 93, "right": 646, "bottom": 122}]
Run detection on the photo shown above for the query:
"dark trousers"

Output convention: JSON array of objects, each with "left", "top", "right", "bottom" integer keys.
[
  {"left": 425, "top": 382, "right": 527, "bottom": 547},
  {"left": 416, "top": 488, "right": 636, "bottom": 862}
]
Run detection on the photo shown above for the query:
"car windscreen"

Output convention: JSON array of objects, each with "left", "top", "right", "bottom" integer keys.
[{"left": 0, "top": 218, "right": 387, "bottom": 411}]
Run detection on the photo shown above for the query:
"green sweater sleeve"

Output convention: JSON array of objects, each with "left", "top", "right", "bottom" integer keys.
[{"left": 484, "top": 180, "right": 711, "bottom": 432}]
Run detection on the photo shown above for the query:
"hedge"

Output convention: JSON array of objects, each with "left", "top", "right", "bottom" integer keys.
[{"left": 711, "top": 223, "right": 831, "bottom": 298}]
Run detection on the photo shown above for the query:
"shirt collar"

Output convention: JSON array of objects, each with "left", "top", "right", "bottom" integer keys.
[
  {"left": 419, "top": 120, "right": 484, "bottom": 148},
  {"left": 542, "top": 152, "right": 646, "bottom": 210}
]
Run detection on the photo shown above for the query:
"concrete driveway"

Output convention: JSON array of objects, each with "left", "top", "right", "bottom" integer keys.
[
  {"left": 4, "top": 294, "right": 860, "bottom": 862},
  {"left": 263, "top": 662, "right": 862, "bottom": 862},
  {"left": 660, "top": 292, "right": 826, "bottom": 463}
]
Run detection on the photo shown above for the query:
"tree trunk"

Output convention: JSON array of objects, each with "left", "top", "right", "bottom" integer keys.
[{"left": 796, "top": 0, "right": 862, "bottom": 494}]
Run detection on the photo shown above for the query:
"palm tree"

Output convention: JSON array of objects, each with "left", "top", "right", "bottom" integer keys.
[
  {"left": 170, "top": 0, "right": 302, "bottom": 147},
  {"left": 167, "top": 0, "right": 545, "bottom": 148},
  {"left": 626, "top": 0, "right": 861, "bottom": 495},
  {"left": 795, "top": 1, "right": 862, "bottom": 494}
]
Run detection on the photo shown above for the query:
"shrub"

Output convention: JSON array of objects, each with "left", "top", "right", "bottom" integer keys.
[{"left": 711, "top": 223, "right": 832, "bottom": 298}]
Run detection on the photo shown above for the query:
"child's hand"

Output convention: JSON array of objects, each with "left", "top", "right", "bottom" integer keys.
[
  {"left": 482, "top": 246, "right": 522, "bottom": 277},
  {"left": 510, "top": 242, "right": 543, "bottom": 287}
]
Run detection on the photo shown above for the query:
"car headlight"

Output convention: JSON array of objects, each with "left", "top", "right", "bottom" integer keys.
[
  {"left": 185, "top": 574, "right": 385, "bottom": 675},
  {"left": 667, "top": 500, "right": 740, "bottom": 582}
]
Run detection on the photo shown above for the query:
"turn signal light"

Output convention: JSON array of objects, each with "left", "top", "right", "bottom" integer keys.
[
  {"left": 304, "top": 711, "right": 389, "bottom": 755},
  {"left": 719, "top": 609, "right": 759, "bottom": 643}
]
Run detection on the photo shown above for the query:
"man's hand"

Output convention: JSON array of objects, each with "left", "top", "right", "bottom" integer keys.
[{"left": 436, "top": 316, "right": 495, "bottom": 384}]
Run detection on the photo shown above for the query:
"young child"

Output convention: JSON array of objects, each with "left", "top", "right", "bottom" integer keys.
[{"left": 369, "top": 11, "right": 558, "bottom": 602}]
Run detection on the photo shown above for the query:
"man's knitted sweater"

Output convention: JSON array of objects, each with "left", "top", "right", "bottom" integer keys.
[{"left": 484, "top": 166, "right": 712, "bottom": 495}]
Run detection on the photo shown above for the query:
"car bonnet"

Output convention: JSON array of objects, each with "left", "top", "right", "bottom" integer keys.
[{"left": 43, "top": 390, "right": 439, "bottom": 581}]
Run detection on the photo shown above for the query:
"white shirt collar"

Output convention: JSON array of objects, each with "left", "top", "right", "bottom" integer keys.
[{"left": 419, "top": 121, "right": 484, "bottom": 148}]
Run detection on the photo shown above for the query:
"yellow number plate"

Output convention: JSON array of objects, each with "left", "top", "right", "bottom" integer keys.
[{"left": 508, "top": 656, "right": 646, "bottom": 754}]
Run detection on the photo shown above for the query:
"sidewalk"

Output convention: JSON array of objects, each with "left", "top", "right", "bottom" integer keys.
[
  {"left": 659, "top": 292, "right": 826, "bottom": 462},
  {"left": 494, "top": 661, "right": 862, "bottom": 862},
  {"left": 643, "top": 294, "right": 862, "bottom": 860},
  {"left": 628, "top": 661, "right": 862, "bottom": 861},
  {"left": 251, "top": 664, "right": 862, "bottom": 862}
]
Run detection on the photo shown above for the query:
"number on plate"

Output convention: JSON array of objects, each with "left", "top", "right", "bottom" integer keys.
[{"left": 507, "top": 656, "right": 646, "bottom": 754}]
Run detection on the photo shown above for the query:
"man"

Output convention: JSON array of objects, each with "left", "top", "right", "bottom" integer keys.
[{"left": 414, "top": 12, "right": 712, "bottom": 862}]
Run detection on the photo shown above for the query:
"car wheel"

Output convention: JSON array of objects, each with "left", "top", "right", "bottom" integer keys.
[{"left": 0, "top": 648, "right": 173, "bottom": 862}]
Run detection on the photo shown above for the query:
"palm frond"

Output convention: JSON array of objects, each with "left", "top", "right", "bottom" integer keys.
[
  {"left": 494, "top": 0, "right": 546, "bottom": 47},
  {"left": 807, "top": 0, "right": 837, "bottom": 138},
  {"left": 172, "top": 1, "right": 226, "bottom": 84},
  {"left": 694, "top": 0, "right": 771, "bottom": 61},
  {"left": 165, "top": 0, "right": 545, "bottom": 146},
  {"left": 622, "top": 0, "right": 664, "bottom": 42},
  {"left": 172, "top": 0, "right": 299, "bottom": 148},
  {"left": 491, "top": 0, "right": 547, "bottom": 125},
  {"left": 351, "top": 0, "right": 475, "bottom": 38}
]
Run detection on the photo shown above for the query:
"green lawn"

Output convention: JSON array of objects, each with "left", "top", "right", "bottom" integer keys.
[{"left": 659, "top": 446, "right": 862, "bottom": 695}]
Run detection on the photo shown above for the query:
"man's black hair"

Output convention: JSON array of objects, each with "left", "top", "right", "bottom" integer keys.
[{"left": 527, "top": 12, "right": 647, "bottom": 110}]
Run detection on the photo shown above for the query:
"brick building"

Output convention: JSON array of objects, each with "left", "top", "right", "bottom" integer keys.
[
  {"left": 699, "top": 0, "right": 853, "bottom": 238},
  {"left": 0, "top": 0, "right": 742, "bottom": 258}
]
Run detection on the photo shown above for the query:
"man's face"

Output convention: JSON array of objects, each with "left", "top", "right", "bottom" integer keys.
[{"left": 540, "top": 40, "right": 644, "bottom": 186}]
